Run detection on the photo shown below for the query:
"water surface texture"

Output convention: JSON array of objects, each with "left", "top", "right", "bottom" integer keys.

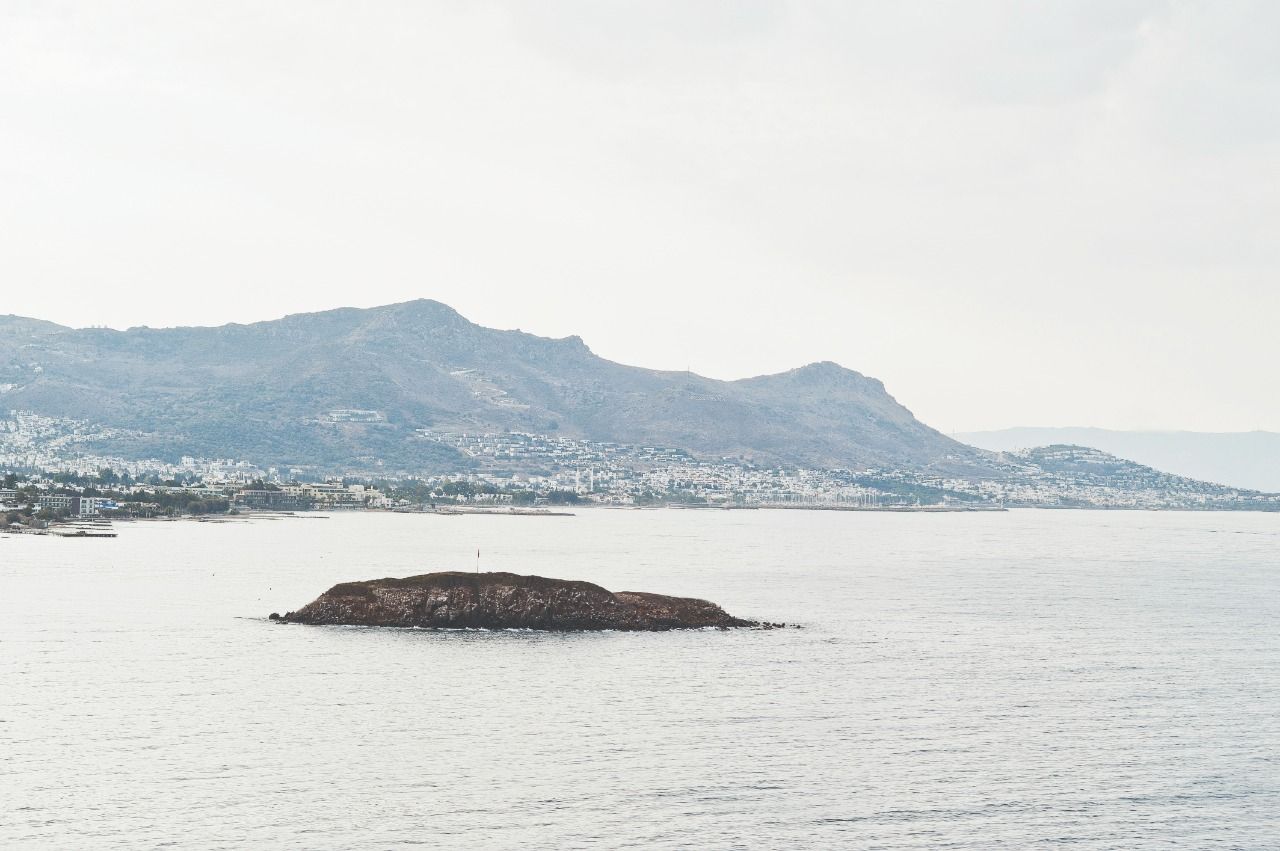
[{"left": 3, "top": 509, "right": 1279, "bottom": 848}]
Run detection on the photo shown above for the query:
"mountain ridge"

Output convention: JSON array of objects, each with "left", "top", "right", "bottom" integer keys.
[{"left": 0, "top": 299, "right": 987, "bottom": 475}]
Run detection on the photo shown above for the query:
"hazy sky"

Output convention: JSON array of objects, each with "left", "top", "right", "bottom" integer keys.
[{"left": 3, "top": 2, "right": 1278, "bottom": 432}]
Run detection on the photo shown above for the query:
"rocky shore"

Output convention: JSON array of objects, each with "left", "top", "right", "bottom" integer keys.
[{"left": 271, "top": 571, "right": 756, "bottom": 631}]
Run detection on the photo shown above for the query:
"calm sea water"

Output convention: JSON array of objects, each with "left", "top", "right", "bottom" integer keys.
[{"left": 2, "top": 508, "right": 1279, "bottom": 849}]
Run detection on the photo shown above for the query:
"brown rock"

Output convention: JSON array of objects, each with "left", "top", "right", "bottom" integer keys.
[{"left": 275, "top": 571, "right": 755, "bottom": 631}]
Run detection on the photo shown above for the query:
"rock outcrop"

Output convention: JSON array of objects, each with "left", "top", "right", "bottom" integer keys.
[{"left": 271, "top": 571, "right": 755, "bottom": 631}]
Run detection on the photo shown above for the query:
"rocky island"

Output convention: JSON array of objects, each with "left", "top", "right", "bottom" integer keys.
[{"left": 271, "top": 571, "right": 756, "bottom": 631}]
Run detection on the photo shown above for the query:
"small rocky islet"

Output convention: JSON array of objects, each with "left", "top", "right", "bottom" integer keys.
[{"left": 270, "top": 571, "right": 763, "bottom": 631}]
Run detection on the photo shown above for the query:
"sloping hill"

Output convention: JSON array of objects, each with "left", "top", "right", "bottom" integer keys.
[
  {"left": 0, "top": 300, "right": 988, "bottom": 474},
  {"left": 956, "top": 427, "right": 1280, "bottom": 492},
  {"left": 989, "top": 444, "right": 1274, "bottom": 508}
]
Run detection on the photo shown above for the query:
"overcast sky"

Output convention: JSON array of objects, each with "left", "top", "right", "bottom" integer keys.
[{"left": 2, "top": 1, "right": 1277, "bottom": 432}]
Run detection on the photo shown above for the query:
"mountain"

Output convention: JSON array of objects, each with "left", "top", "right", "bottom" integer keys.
[
  {"left": 956, "top": 427, "right": 1280, "bottom": 492},
  {"left": 0, "top": 300, "right": 987, "bottom": 475}
]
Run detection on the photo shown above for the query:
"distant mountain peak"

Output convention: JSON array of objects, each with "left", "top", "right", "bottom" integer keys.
[
  {"left": 554, "top": 334, "right": 590, "bottom": 350},
  {"left": 792, "top": 360, "right": 865, "bottom": 380},
  {"left": 738, "top": 360, "right": 885, "bottom": 395},
  {"left": 380, "top": 298, "right": 465, "bottom": 318}
]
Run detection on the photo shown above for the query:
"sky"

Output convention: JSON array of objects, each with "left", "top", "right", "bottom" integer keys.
[{"left": 2, "top": 1, "right": 1278, "bottom": 433}]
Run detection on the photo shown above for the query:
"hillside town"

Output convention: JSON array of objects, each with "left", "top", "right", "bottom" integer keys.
[{"left": 3, "top": 410, "right": 1278, "bottom": 532}]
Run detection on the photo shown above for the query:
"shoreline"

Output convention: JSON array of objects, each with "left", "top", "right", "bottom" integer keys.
[{"left": 9, "top": 502, "right": 1280, "bottom": 539}]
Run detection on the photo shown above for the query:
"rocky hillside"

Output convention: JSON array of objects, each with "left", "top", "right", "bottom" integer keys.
[
  {"left": 0, "top": 300, "right": 988, "bottom": 474},
  {"left": 957, "top": 427, "right": 1280, "bottom": 492},
  {"left": 988, "top": 445, "right": 1276, "bottom": 509}
]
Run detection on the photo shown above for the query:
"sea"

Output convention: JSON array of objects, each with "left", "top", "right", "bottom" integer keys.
[{"left": 2, "top": 508, "right": 1278, "bottom": 849}]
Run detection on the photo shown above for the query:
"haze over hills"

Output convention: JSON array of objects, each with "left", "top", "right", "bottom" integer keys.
[
  {"left": 956, "top": 427, "right": 1280, "bottom": 492},
  {"left": 0, "top": 299, "right": 986, "bottom": 475}
]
